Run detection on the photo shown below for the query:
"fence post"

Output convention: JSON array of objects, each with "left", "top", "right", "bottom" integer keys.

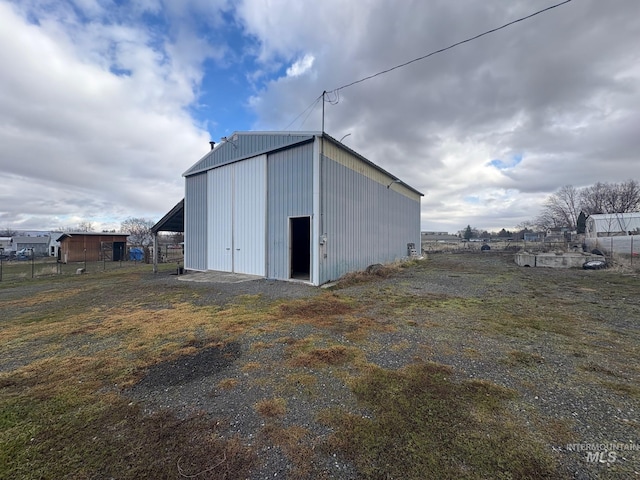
[
  {"left": 31, "top": 249, "right": 35, "bottom": 278},
  {"left": 632, "top": 236, "right": 634, "bottom": 267},
  {"left": 0, "top": 256, "right": 2, "bottom": 282}
]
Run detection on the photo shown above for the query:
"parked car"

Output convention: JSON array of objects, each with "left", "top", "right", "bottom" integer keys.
[{"left": 16, "top": 248, "right": 32, "bottom": 260}]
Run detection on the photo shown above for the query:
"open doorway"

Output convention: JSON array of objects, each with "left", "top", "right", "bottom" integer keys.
[{"left": 290, "top": 216, "right": 311, "bottom": 280}]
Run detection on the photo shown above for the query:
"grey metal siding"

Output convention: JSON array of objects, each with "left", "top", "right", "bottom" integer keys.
[
  {"left": 267, "top": 143, "right": 314, "bottom": 280},
  {"left": 184, "top": 133, "right": 314, "bottom": 176},
  {"left": 185, "top": 173, "right": 207, "bottom": 270},
  {"left": 319, "top": 157, "right": 420, "bottom": 284}
]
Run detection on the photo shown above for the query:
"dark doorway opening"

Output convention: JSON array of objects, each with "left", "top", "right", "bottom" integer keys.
[
  {"left": 113, "top": 242, "right": 126, "bottom": 262},
  {"left": 290, "top": 217, "right": 311, "bottom": 280}
]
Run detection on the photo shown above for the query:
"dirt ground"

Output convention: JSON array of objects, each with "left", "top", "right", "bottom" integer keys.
[
  {"left": 1, "top": 252, "right": 639, "bottom": 479},
  {"left": 127, "top": 253, "right": 640, "bottom": 478}
]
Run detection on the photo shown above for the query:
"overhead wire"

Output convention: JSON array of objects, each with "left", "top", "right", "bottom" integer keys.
[
  {"left": 326, "top": 0, "right": 573, "bottom": 95},
  {"left": 281, "top": 93, "right": 324, "bottom": 130},
  {"left": 282, "top": 0, "right": 573, "bottom": 130}
]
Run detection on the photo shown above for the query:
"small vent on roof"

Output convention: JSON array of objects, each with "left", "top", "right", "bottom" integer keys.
[{"left": 209, "top": 141, "right": 215, "bottom": 150}]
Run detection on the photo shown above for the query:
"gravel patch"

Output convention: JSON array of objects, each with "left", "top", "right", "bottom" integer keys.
[{"left": 48, "top": 252, "right": 638, "bottom": 478}]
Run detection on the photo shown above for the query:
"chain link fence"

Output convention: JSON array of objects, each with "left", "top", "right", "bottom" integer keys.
[{"left": 0, "top": 247, "right": 184, "bottom": 282}]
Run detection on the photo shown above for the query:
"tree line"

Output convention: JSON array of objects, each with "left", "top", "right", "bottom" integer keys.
[{"left": 529, "top": 180, "right": 640, "bottom": 231}]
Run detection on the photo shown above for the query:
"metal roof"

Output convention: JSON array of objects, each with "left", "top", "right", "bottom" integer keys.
[
  {"left": 56, "top": 232, "right": 129, "bottom": 242},
  {"left": 183, "top": 131, "right": 423, "bottom": 197},
  {"left": 151, "top": 199, "right": 184, "bottom": 233}
]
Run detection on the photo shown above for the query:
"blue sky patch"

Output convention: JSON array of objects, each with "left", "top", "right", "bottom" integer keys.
[{"left": 490, "top": 153, "right": 523, "bottom": 170}]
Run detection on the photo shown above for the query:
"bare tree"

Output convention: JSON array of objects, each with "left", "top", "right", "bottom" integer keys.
[
  {"left": 77, "top": 221, "right": 95, "bottom": 232},
  {"left": 533, "top": 210, "right": 561, "bottom": 231},
  {"left": 581, "top": 180, "right": 640, "bottom": 214},
  {"left": 534, "top": 180, "right": 640, "bottom": 232},
  {"left": 606, "top": 179, "right": 640, "bottom": 212},
  {"left": 580, "top": 182, "right": 608, "bottom": 215},
  {"left": 0, "top": 228, "right": 18, "bottom": 237},
  {"left": 121, "top": 217, "right": 154, "bottom": 246},
  {"left": 539, "top": 185, "right": 581, "bottom": 230}
]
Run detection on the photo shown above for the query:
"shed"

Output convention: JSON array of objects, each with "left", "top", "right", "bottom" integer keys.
[
  {"left": 56, "top": 232, "right": 130, "bottom": 263},
  {"left": 13, "top": 236, "right": 50, "bottom": 256},
  {"left": 182, "top": 131, "right": 423, "bottom": 285},
  {"left": 585, "top": 212, "right": 640, "bottom": 237}
]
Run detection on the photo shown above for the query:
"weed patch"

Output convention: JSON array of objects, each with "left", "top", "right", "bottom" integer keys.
[
  {"left": 279, "top": 292, "right": 355, "bottom": 318},
  {"left": 506, "top": 350, "right": 546, "bottom": 366},
  {"left": 259, "top": 424, "right": 317, "bottom": 478},
  {"left": 288, "top": 345, "right": 357, "bottom": 368},
  {"left": 320, "top": 362, "right": 561, "bottom": 479},
  {"left": 255, "top": 398, "right": 287, "bottom": 418},
  {"left": 0, "top": 381, "right": 255, "bottom": 480}
]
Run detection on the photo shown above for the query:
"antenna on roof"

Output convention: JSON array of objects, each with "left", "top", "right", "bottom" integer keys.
[{"left": 221, "top": 136, "right": 238, "bottom": 149}]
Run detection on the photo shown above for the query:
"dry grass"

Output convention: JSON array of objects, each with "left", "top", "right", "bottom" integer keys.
[
  {"left": 279, "top": 292, "right": 355, "bottom": 318},
  {"left": 2, "top": 252, "right": 639, "bottom": 479},
  {"left": 506, "top": 350, "right": 546, "bottom": 366},
  {"left": 287, "top": 345, "right": 357, "bottom": 368},
  {"left": 259, "top": 424, "right": 317, "bottom": 479},
  {"left": 335, "top": 262, "right": 400, "bottom": 286},
  {"left": 218, "top": 378, "right": 240, "bottom": 390},
  {"left": 255, "top": 398, "right": 287, "bottom": 418}
]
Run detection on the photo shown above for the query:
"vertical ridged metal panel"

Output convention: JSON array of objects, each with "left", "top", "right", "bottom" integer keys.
[
  {"left": 207, "top": 165, "right": 233, "bottom": 271},
  {"left": 234, "top": 155, "right": 267, "bottom": 275},
  {"left": 267, "top": 143, "right": 314, "bottom": 280},
  {"left": 319, "top": 156, "right": 420, "bottom": 284},
  {"left": 184, "top": 133, "right": 315, "bottom": 176},
  {"left": 184, "top": 173, "right": 207, "bottom": 270}
]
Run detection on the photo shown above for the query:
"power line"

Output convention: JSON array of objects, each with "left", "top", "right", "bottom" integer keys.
[
  {"left": 283, "top": 0, "right": 572, "bottom": 131},
  {"left": 327, "top": 0, "right": 573, "bottom": 95},
  {"left": 281, "top": 93, "right": 323, "bottom": 130}
]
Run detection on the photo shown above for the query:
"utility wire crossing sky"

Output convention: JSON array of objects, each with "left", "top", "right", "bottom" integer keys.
[{"left": 1, "top": 0, "right": 637, "bottom": 233}]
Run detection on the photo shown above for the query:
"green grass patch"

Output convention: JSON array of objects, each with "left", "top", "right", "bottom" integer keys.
[
  {"left": 0, "top": 374, "right": 255, "bottom": 480},
  {"left": 320, "top": 362, "right": 562, "bottom": 479}
]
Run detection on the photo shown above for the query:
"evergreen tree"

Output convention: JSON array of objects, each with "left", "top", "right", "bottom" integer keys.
[{"left": 576, "top": 211, "right": 587, "bottom": 234}]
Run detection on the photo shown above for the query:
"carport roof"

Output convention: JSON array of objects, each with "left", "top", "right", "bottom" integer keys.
[{"left": 152, "top": 199, "right": 184, "bottom": 233}]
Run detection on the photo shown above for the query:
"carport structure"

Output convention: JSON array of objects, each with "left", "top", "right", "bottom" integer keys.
[{"left": 151, "top": 199, "right": 184, "bottom": 273}]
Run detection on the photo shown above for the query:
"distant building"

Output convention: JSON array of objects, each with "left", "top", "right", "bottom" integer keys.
[
  {"left": 523, "top": 232, "right": 544, "bottom": 242},
  {"left": 421, "top": 232, "right": 460, "bottom": 242},
  {"left": 13, "top": 236, "right": 50, "bottom": 256},
  {"left": 56, "top": 232, "right": 129, "bottom": 263},
  {"left": 0, "top": 237, "right": 12, "bottom": 253},
  {"left": 585, "top": 212, "right": 640, "bottom": 237}
]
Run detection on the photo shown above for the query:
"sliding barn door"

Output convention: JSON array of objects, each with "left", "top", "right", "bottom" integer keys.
[{"left": 206, "top": 155, "right": 266, "bottom": 275}]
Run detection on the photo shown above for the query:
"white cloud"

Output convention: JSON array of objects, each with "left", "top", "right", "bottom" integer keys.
[
  {"left": 2, "top": 0, "right": 639, "bottom": 235},
  {"left": 0, "top": 0, "right": 212, "bottom": 230},
  {"left": 286, "top": 53, "right": 314, "bottom": 78},
  {"left": 240, "top": 0, "right": 640, "bottom": 232}
]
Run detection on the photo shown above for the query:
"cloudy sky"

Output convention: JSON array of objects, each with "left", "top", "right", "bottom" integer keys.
[{"left": 1, "top": 0, "right": 638, "bottom": 234}]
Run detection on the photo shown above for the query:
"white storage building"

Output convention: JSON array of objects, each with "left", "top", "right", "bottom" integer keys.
[{"left": 182, "top": 131, "right": 423, "bottom": 286}]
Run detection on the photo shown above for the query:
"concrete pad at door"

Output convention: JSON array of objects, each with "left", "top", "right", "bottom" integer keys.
[{"left": 177, "top": 271, "right": 263, "bottom": 284}]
